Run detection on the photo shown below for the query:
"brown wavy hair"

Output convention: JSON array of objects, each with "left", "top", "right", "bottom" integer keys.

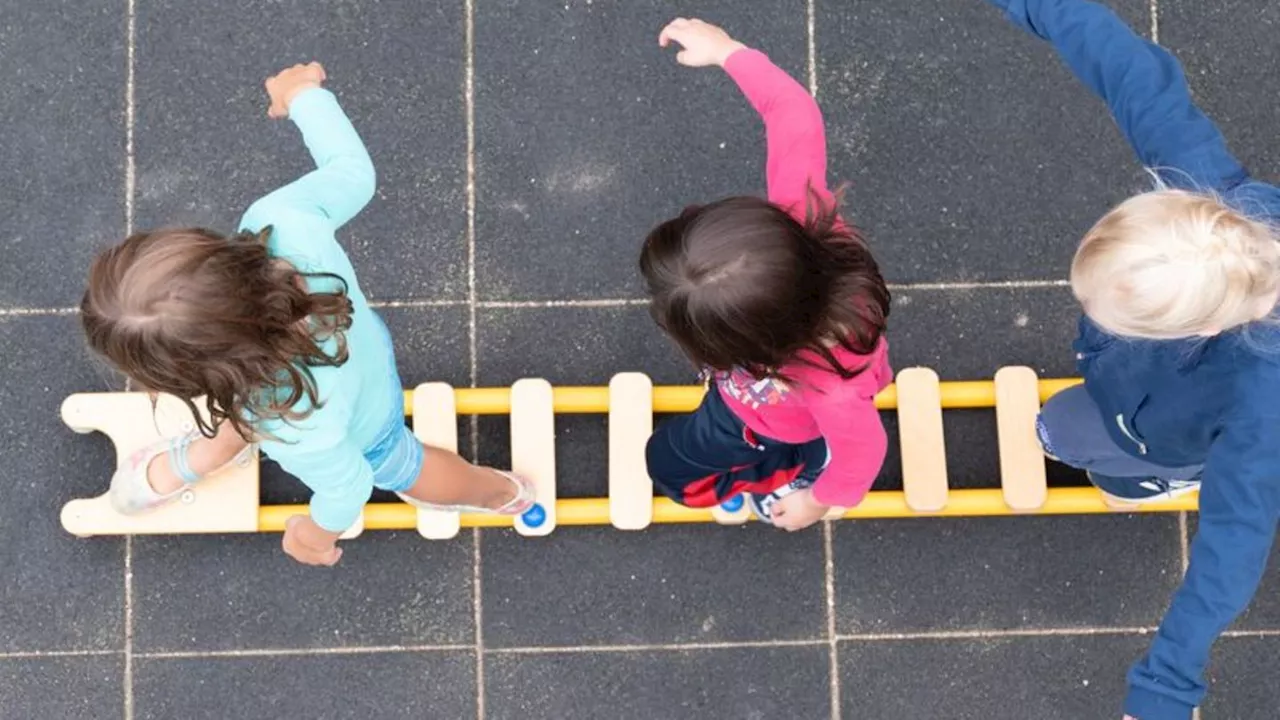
[
  {"left": 81, "top": 227, "right": 353, "bottom": 440},
  {"left": 640, "top": 191, "right": 889, "bottom": 382}
]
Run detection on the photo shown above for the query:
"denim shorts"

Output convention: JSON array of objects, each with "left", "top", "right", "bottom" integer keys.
[
  {"left": 362, "top": 313, "right": 425, "bottom": 494},
  {"left": 364, "top": 410, "right": 424, "bottom": 494}
]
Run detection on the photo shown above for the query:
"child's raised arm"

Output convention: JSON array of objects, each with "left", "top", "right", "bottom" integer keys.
[
  {"left": 988, "top": 0, "right": 1248, "bottom": 191},
  {"left": 248, "top": 63, "right": 377, "bottom": 229},
  {"left": 659, "top": 19, "right": 831, "bottom": 212}
]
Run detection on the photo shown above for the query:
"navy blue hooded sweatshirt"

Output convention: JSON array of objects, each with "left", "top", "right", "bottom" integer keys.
[{"left": 987, "top": 1, "right": 1280, "bottom": 718}]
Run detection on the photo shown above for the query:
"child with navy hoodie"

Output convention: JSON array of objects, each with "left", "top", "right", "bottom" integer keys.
[{"left": 987, "top": 1, "right": 1280, "bottom": 718}]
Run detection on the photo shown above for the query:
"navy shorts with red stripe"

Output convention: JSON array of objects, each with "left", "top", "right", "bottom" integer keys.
[{"left": 645, "top": 387, "right": 827, "bottom": 507}]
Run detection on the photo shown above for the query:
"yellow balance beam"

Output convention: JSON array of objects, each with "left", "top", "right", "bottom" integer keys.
[
  {"left": 402, "top": 378, "right": 1084, "bottom": 416},
  {"left": 258, "top": 487, "right": 1197, "bottom": 532}
]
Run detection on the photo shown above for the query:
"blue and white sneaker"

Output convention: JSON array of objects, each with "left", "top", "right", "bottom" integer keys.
[
  {"left": 1086, "top": 471, "right": 1201, "bottom": 504},
  {"left": 747, "top": 477, "right": 813, "bottom": 525}
]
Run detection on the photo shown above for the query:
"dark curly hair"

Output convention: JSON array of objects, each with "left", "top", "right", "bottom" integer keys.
[{"left": 81, "top": 226, "right": 353, "bottom": 439}]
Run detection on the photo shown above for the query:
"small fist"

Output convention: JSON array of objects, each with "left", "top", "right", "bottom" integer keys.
[
  {"left": 772, "top": 488, "right": 829, "bottom": 532},
  {"left": 282, "top": 515, "right": 343, "bottom": 567},
  {"left": 265, "top": 62, "right": 327, "bottom": 119},
  {"left": 658, "top": 18, "right": 746, "bottom": 68}
]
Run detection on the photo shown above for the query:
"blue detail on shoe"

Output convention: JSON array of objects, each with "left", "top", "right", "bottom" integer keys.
[
  {"left": 1086, "top": 471, "right": 1202, "bottom": 503},
  {"left": 720, "top": 495, "right": 744, "bottom": 512},
  {"left": 522, "top": 503, "right": 547, "bottom": 528}
]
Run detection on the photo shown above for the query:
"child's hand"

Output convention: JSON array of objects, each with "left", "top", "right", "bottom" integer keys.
[
  {"left": 772, "top": 488, "right": 829, "bottom": 532},
  {"left": 282, "top": 515, "right": 343, "bottom": 566},
  {"left": 658, "top": 18, "right": 746, "bottom": 68},
  {"left": 265, "top": 62, "right": 327, "bottom": 119}
]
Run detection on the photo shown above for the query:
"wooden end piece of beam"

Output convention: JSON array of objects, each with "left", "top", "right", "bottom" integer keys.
[
  {"left": 896, "top": 367, "right": 949, "bottom": 512},
  {"left": 59, "top": 392, "right": 259, "bottom": 537},
  {"left": 412, "top": 383, "right": 462, "bottom": 540},
  {"left": 511, "top": 379, "right": 557, "bottom": 536},
  {"left": 995, "top": 366, "right": 1048, "bottom": 511},
  {"left": 608, "top": 373, "right": 653, "bottom": 530}
]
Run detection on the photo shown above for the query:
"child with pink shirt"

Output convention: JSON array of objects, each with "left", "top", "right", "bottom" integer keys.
[{"left": 641, "top": 18, "right": 892, "bottom": 531}]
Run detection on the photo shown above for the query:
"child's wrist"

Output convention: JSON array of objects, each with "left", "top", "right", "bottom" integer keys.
[{"left": 717, "top": 41, "right": 748, "bottom": 66}]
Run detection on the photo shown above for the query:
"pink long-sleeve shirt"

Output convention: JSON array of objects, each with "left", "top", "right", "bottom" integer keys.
[{"left": 715, "top": 48, "right": 892, "bottom": 508}]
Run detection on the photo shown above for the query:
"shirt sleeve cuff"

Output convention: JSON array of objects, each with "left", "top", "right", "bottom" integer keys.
[
  {"left": 1125, "top": 685, "right": 1195, "bottom": 720},
  {"left": 309, "top": 495, "right": 364, "bottom": 534},
  {"left": 287, "top": 87, "right": 337, "bottom": 124},
  {"left": 721, "top": 47, "right": 765, "bottom": 77}
]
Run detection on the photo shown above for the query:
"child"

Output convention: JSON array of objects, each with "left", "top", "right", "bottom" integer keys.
[
  {"left": 81, "top": 62, "right": 532, "bottom": 566},
  {"left": 641, "top": 19, "right": 892, "bottom": 532},
  {"left": 987, "top": 1, "right": 1280, "bottom": 718}
]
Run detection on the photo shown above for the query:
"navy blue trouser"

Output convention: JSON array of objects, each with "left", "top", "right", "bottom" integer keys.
[
  {"left": 645, "top": 387, "right": 827, "bottom": 507},
  {"left": 1037, "top": 385, "right": 1201, "bottom": 483}
]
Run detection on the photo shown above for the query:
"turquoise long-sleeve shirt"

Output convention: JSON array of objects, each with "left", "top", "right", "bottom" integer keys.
[
  {"left": 989, "top": 1, "right": 1280, "bottom": 719},
  {"left": 238, "top": 88, "right": 399, "bottom": 533}
]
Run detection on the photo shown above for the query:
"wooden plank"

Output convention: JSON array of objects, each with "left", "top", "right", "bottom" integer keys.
[
  {"left": 896, "top": 368, "right": 949, "bottom": 512},
  {"left": 59, "top": 392, "right": 259, "bottom": 537},
  {"left": 411, "top": 383, "right": 462, "bottom": 540},
  {"left": 511, "top": 378, "right": 557, "bottom": 536},
  {"left": 995, "top": 366, "right": 1049, "bottom": 511},
  {"left": 608, "top": 373, "right": 653, "bottom": 530}
]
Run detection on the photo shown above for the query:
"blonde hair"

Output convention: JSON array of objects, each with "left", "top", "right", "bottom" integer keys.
[{"left": 1071, "top": 189, "right": 1280, "bottom": 339}]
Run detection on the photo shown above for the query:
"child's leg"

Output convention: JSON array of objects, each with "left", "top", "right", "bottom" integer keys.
[
  {"left": 645, "top": 389, "right": 814, "bottom": 507},
  {"left": 1038, "top": 386, "right": 1202, "bottom": 506},
  {"left": 367, "top": 423, "right": 529, "bottom": 513},
  {"left": 401, "top": 445, "right": 523, "bottom": 510},
  {"left": 146, "top": 422, "right": 251, "bottom": 494}
]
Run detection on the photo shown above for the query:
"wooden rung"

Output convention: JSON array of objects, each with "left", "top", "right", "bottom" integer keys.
[
  {"left": 896, "top": 367, "right": 949, "bottom": 512},
  {"left": 511, "top": 378, "right": 557, "bottom": 536},
  {"left": 59, "top": 393, "right": 259, "bottom": 537},
  {"left": 712, "top": 496, "right": 752, "bottom": 525},
  {"left": 608, "top": 373, "right": 653, "bottom": 530},
  {"left": 411, "top": 383, "right": 462, "bottom": 540},
  {"left": 995, "top": 366, "right": 1048, "bottom": 511}
]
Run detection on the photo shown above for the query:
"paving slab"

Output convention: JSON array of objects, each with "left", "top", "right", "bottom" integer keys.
[
  {"left": 131, "top": 531, "right": 474, "bottom": 652},
  {"left": 1, "top": 316, "right": 124, "bottom": 652},
  {"left": 0, "top": 0, "right": 124, "bottom": 308},
  {"left": 0, "top": 655, "right": 124, "bottom": 720},
  {"left": 833, "top": 514, "right": 1181, "bottom": 634},
  {"left": 134, "top": 651, "right": 475, "bottom": 720},
  {"left": 838, "top": 634, "right": 1148, "bottom": 719},
  {"left": 134, "top": 0, "right": 468, "bottom": 301},
  {"left": 486, "top": 644, "right": 830, "bottom": 720},
  {"left": 481, "top": 525, "right": 825, "bottom": 648},
  {"left": 474, "top": 0, "right": 807, "bottom": 300},
  {"left": 1160, "top": 0, "right": 1280, "bottom": 186},
  {"left": 816, "top": 0, "right": 1150, "bottom": 284}
]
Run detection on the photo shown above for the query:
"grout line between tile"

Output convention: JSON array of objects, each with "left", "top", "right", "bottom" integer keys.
[
  {"left": 0, "top": 306, "right": 78, "bottom": 317},
  {"left": 486, "top": 639, "right": 827, "bottom": 655},
  {"left": 888, "top": 279, "right": 1068, "bottom": 292},
  {"left": 838, "top": 626, "right": 1155, "bottom": 642},
  {"left": 473, "top": 528, "right": 485, "bottom": 720},
  {"left": 462, "top": 2, "right": 484, "bottom": 719},
  {"left": 134, "top": 644, "right": 472, "bottom": 660},
  {"left": 477, "top": 298, "right": 650, "bottom": 309},
  {"left": 823, "top": 521, "right": 840, "bottom": 720},
  {"left": 0, "top": 281, "right": 1077, "bottom": 319},
  {"left": 370, "top": 299, "right": 468, "bottom": 309},
  {"left": 0, "top": 649, "right": 122, "bottom": 660},
  {"left": 122, "top": 0, "right": 137, "bottom": 715},
  {"left": 464, "top": 0, "right": 480, "bottom": 461},
  {"left": 124, "top": 537, "right": 134, "bottom": 719},
  {"left": 806, "top": 0, "right": 818, "bottom": 96},
  {"left": 1178, "top": 511, "right": 1189, "bottom": 574}
]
